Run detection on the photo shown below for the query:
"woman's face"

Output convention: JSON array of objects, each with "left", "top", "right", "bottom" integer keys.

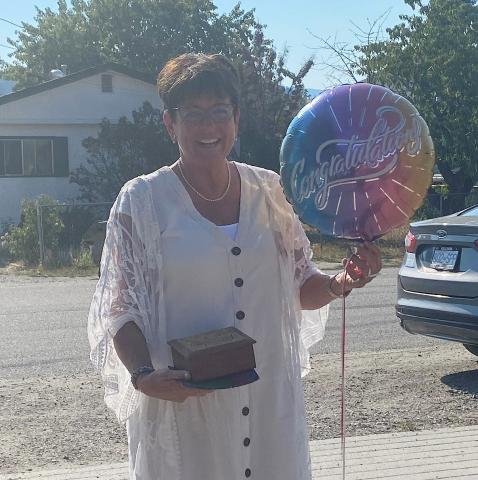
[{"left": 163, "top": 94, "right": 239, "bottom": 165}]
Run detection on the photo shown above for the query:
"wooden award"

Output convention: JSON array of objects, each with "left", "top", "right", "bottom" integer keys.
[{"left": 168, "top": 327, "right": 257, "bottom": 382}]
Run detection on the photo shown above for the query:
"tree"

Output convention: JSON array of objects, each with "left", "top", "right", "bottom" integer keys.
[
  {"left": 5, "top": 1, "right": 312, "bottom": 200},
  {"left": 225, "top": 6, "right": 313, "bottom": 170},
  {"left": 4, "top": 0, "right": 229, "bottom": 89},
  {"left": 70, "top": 102, "right": 176, "bottom": 202},
  {"left": 357, "top": 0, "right": 478, "bottom": 213},
  {"left": 311, "top": 0, "right": 478, "bottom": 213},
  {"left": 308, "top": 10, "right": 392, "bottom": 87}
]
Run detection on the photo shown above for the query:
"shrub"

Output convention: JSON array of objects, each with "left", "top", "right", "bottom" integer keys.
[
  {"left": 412, "top": 198, "right": 442, "bottom": 221},
  {"left": 58, "top": 205, "right": 108, "bottom": 252},
  {"left": 3, "top": 196, "right": 64, "bottom": 266},
  {"left": 72, "top": 247, "right": 96, "bottom": 270}
]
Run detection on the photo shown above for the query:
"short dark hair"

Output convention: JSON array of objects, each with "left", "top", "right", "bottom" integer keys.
[{"left": 157, "top": 53, "right": 240, "bottom": 110}]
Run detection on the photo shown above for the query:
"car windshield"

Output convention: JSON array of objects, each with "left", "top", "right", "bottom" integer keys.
[{"left": 460, "top": 205, "right": 478, "bottom": 216}]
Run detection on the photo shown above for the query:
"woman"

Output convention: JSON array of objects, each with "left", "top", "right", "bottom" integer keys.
[{"left": 88, "top": 53, "right": 381, "bottom": 480}]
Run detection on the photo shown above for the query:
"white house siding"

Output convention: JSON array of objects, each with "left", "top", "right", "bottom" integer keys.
[
  {"left": 0, "top": 71, "right": 161, "bottom": 124},
  {"left": 0, "top": 69, "right": 162, "bottom": 226},
  {"left": 0, "top": 124, "right": 98, "bottom": 227}
]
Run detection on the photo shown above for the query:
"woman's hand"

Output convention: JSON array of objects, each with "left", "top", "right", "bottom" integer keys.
[
  {"left": 137, "top": 368, "right": 214, "bottom": 402},
  {"left": 332, "top": 241, "right": 382, "bottom": 295}
]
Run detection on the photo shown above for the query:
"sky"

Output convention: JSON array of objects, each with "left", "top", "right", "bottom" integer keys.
[{"left": 0, "top": 0, "right": 419, "bottom": 89}]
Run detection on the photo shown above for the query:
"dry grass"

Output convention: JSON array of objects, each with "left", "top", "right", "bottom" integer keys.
[
  {"left": 1, "top": 225, "right": 410, "bottom": 277},
  {"left": 0, "top": 262, "right": 98, "bottom": 277},
  {"left": 307, "top": 224, "right": 409, "bottom": 265}
]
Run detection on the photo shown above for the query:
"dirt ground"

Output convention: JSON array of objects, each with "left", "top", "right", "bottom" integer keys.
[{"left": 1, "top": 343, "right": 478, "bottom": 474}]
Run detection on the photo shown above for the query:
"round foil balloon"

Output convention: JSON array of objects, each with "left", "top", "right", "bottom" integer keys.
[{"left": 280, "top": 83, "right": 435, "bottom": 240}]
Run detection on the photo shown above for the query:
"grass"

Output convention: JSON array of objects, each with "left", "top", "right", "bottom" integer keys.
[
  {"left": 0, "top": 262, "right": 98, "bottom": 277},
  {"left": 0, "top": 226, "right": 408, "bottom": 277},
  {"left": 307, "top": 224, "right": 408, "bottom": 266},
  {"left": 0, "top": 248, "right": 99, "bottom": 277}
]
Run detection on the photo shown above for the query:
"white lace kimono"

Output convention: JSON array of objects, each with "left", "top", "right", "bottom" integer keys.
[{"left": 87, "top": 162, "right": 329, "bottom": 480}]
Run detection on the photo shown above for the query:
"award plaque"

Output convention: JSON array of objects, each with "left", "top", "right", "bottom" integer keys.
[{"left": 168, "top": 327, "right": 257, "bottom": 387}]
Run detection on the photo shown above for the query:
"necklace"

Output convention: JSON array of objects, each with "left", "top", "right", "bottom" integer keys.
[{"left": 177, "top": 159, "right": 231, "bottom": 202}]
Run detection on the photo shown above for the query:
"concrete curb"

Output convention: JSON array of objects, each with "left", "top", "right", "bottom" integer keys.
[
  {"left": 310, "top": 425, "right": 478, "bottom": 479},
  {"left": 3, "top": 426, "right": 478, "bottom": 479}
]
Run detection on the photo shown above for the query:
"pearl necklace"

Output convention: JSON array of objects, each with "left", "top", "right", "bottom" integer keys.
[{"left": 177, "top": 159, "right": 231, "bottom": 202}]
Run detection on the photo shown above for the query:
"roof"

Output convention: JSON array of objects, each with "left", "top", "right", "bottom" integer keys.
[{"left": 0, "top": 63, "right": 156, "bottom": 106}]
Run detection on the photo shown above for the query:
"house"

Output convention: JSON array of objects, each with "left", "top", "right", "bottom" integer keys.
[{"left": 0, "top": 64, "right": 162, "bottom": 227}]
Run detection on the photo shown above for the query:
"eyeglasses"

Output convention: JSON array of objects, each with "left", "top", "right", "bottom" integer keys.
[{"left": 170, "top": 104, "right": 235, "bottom": 125}]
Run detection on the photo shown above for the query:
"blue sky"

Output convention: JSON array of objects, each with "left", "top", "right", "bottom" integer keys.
[{"left": 0, "top": 0, "right": 418, "bottom": 88}]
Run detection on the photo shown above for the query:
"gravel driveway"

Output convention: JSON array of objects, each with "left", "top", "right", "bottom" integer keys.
[
  {"left": 2, "top": 343, "right": 478, "bottom": 474},
  {"left": 1, "top": 271, "right": 478, "bottom": 474}
]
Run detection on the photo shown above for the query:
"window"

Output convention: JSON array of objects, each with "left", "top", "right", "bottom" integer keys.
[
  {"left": 460, "top": 205, "right": 478, "bottom": 217},
  {"left": 0, "top": 137, "right": 68, "bottom": 177},
  {"left": 101, "top": 74, "right": 113, "bottom": 93},
  {"left": 3, "top": 140, "right": 22, "bottom": 175}
]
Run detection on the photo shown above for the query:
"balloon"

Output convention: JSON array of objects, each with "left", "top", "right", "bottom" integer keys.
[{"left": 280, "top": 83, "right": 435, "bottom": 241}]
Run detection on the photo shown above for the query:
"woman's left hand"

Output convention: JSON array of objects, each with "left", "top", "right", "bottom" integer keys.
[{"left": 334, "top": 241, "right": 382, "bottom": 294}]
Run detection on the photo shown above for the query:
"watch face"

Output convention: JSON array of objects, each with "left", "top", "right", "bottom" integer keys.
[
  {"left": 181, "top": 369, "right": 259, "bottom": 390},
  {"left": 131, "top": 366, "right": 155, "bottom": 389}
]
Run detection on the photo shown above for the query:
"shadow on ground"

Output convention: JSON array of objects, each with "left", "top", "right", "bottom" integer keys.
[{"left": 442, "top": 368, "right": 478, "bottom": 396}]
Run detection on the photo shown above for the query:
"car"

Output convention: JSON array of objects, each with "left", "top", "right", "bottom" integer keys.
[{"left": 395, "top": 204, "right": 478, "bottom": 356}]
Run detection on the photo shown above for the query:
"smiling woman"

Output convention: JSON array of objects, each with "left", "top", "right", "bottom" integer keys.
[
  {"left": 87, "top": 52, "right": 382, "bottom": 480},
  {"left": 158, "top": 54, "right": 241, "bottom": 208}
]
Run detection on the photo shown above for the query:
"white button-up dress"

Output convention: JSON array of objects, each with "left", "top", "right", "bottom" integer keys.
[{"left": 88, "top": 162, "right": 329, "bottom": 480}]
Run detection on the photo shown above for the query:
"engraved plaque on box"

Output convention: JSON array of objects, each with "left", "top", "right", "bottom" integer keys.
[{"left": 167, "top": 327, "right": 256, "bottom": 382}]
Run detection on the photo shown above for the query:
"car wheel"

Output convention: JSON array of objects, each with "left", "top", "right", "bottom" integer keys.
[{"left": 463, "top": 344, "right": 478, "bottom": 357}]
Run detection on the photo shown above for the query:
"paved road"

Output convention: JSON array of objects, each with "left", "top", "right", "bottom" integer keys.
[
  {"left": 312, "top": 267, "right": 441, "bottom": 355},
  {"left": 0, "top": 267, "right": 441, "bottom": 379},
  {"left": 0, "top": 275, "right": 97, "bottom": 378}
]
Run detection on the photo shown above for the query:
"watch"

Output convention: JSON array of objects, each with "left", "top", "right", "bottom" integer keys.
[
  {"left": 327, "top": 273, "right": 352, "bottom": 299},
  {"left": 131, "top": 366, "right": 155, "bottom": 390}
]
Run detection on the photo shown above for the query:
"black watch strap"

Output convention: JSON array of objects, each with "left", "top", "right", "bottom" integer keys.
[{"left": 131, "top": 366, "right": 155, "bottom": 390}]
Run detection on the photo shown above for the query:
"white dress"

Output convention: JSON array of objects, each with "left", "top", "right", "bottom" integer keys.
[{"left": 87, "top": 162, "right": 329, "bottom": 480}]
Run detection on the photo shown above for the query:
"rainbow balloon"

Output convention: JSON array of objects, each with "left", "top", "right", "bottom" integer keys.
[{"left": 280, "top": 83, "right": 435, "bottom": 240}]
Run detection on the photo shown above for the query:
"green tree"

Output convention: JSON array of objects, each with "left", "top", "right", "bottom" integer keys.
[
  {"left": 234, "top": 22, "right": 312, "bottom": 170},
  {"left": 70, "top": 102, "right": 176, "bottom": 202},
  {"left": 356, "top": 0, "right": 478, "bottom": 213},
  {"left": 5, "top": 1, "right": 312, "bottom": 200},
  {"left": 4, "top": 0, "right": 229, "bottom": 89}
]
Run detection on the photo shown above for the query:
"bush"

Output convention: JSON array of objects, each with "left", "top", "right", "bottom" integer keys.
[
  {"left": 0, "top": 240, "right": 11, "bottom": 267},
  {"left": 465, "top": 189, "right": 478, "bottom": 208},
  {"left": 412, "top": 197, "right": 442, "bottom": 221},
  {"left": 3, "top": 196, "right": 64, "bottom": 266},
  {"left": 72, "top": 247, "right": 96, "bottom": 270},
  {"left": 58, "top": 205, "right": 108, "bottom": 252}
]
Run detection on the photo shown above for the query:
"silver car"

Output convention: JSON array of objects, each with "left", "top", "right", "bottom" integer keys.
[{"left": 396, "top": 204, "right": 478, "bottom": 355}]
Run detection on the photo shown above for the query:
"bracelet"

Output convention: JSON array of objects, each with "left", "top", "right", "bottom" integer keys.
[
  {"left": 131, "top": 366, "right": 155, "bottom": 390},
  {"left": 326, "top": 273, "right": 351, "bottom": 299}
]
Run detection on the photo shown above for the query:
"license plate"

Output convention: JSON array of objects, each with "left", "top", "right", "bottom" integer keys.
[{"left": 430, "top": 247, "right": 459, "bottom": 271}]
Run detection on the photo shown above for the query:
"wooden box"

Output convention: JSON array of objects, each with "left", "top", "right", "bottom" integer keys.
[{"left": 168, "top": 327, "right": 256, "bottom": 382}]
